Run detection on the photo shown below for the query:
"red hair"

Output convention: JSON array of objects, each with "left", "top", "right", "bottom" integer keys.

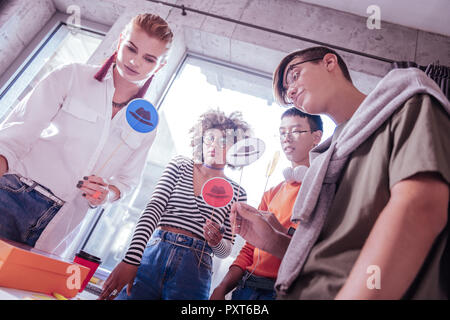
[
  {"left": 93, "top": 52, "right": 153, "bottom": 99},
  {"left": 94, "top": 51, "right": 117, "bottom": 82},
  {"left": 93, "top": 13, "right": 172, "bottom": 97}
]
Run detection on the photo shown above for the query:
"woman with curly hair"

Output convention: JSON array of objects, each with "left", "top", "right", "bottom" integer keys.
[{"left": 100, "top": 109, "right": 250, "bottom": 300}]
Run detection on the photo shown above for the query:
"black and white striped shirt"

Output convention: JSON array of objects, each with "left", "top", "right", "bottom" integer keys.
[{"left": 123, "top": 155, "right": 247, "bottom": 266}]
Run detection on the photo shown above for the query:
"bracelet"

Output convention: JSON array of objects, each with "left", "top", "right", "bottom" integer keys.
[
  {"left": 106, "top": 186, "right": 113, "bottom": 203},
  {"left": 106, "top": 185, "right": 120, "bottom": 203}
]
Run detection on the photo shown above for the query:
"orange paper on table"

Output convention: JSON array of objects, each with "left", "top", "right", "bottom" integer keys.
[{"left": 0, "top": 240, "right": 90, "bottom": 298}]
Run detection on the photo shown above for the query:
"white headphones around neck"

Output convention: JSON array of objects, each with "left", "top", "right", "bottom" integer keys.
[{"left": 282, "top": 165, "right": 308, "bottom": 183}]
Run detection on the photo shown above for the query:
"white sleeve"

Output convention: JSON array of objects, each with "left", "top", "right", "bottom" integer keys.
[{"left": 0, "top": 64, "right": 74, "bottom": 174}]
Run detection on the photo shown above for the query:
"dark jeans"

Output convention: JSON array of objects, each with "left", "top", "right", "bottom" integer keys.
[
  {"left": 232, "top": 271, "right": 277, "bottom": 300},
  {"left": 0, "top": 174, "right": 63, "bottom": 246},
  {"left": 117, "top": 229, "right": 213, "bottom": 300}
]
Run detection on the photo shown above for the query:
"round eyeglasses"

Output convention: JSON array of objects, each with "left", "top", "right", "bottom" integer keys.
[
  {"left": 279, "top": 130, "right": 311, "bottom": 140},
  {"left": 203, "top": 135, "right": 234, "bottom": 147}
]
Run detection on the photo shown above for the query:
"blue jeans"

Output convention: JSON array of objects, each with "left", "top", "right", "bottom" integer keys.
[
  {"left": 231, "top": 272, "right": 277, "bottom": 300},
  {"left": 117, "top": 229, "right": 213, "bottom": 300},
  {"left": 0, "top": 174, "right": 63, "bottom": 247}
]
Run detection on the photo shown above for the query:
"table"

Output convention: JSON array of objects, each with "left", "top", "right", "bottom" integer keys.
[
  {"left": 0, "top": 286, "right": 98, "bottom": 300},
  {"left": 1, "top": 238, "right": 105, "bottom": 300}
]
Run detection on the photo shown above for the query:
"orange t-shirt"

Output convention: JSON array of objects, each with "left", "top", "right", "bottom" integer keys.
[{"left": 231, "top": 180, "right": 300, "bottom": 279}]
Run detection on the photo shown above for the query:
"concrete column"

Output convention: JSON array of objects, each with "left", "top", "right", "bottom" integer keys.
[
  {"left": 0, "top": 0, "right": 55, "bottom": 75},
  {"left": 1, "top": 0, "right": 449, "bottom": 95}
]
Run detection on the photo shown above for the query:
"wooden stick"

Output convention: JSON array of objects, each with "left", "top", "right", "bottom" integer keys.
[
  {"left": 199, "top": 207, "right": 215, "bottom": 268},
  {"left": 231, "top": 166, "right": 245, "bottom": 243},
  {"left": 95, "top": 132, "right": 131, "bottom": 176},
  {"left": 263, "top": 175, "right": 270, "bottom": 195}
]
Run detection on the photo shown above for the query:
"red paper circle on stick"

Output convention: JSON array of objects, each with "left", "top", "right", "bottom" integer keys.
[{"left": 201, "top": 177, "right": 234, "bottom": 208}]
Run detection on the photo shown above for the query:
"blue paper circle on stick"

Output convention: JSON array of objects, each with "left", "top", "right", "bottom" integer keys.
[{"left": 126, "top": 98, "right": 158, "bottom": 133}]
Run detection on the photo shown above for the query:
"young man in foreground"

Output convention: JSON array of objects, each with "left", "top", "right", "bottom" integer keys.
[{"left": 232, "top": 46, "right": 449, "bottom": 299}]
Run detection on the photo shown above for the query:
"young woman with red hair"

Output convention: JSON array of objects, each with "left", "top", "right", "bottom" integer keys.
[{"left": 0, "top": 13, "right": 173, "bottom": 255}]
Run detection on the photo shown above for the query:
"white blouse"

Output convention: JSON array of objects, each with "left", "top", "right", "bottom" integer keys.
[{"left": 0, "top": 62, "right": 157, "bottom": 253}]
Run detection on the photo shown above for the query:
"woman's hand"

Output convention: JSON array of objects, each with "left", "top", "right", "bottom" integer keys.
[
  {"left": 77, "top": 175, "right": 118, "bottom": 207},
  {"left": 203, "top": 219, "right": 223, "bottom": 247},
  {"left": 98, "top": 261, "right": 138, "bottom": 300}
]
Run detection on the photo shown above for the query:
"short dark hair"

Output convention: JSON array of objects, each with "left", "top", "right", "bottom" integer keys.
[
  {"left": 281, "top": 107, "right": 323, "bottom": 132},
  {"left": 273, "top": 46, "right": 352, "bottom": 107}
]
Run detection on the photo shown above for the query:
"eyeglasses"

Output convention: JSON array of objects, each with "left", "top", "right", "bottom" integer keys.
[
  {"left": 279, "top": 130, "right": 312, "bottom": 140},
  {"left": 284, "top": 57, "right": 323, "bottom": 90},
  {"left": 203, "top": 135, "right": 233, "bottom": 147}
]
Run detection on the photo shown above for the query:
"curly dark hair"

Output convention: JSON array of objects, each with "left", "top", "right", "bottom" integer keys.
[{"left": 189, "top": 109, "right": 252, "bottom": 168}]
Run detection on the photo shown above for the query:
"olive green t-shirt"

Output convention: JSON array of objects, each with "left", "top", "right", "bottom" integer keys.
[{"left": 282, "top": 94, "right": 449, "bottom": 300}]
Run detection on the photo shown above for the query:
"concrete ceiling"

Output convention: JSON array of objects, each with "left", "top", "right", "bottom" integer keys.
[{"left": 298, "top": 0, "right": 450, "bottom": 37}]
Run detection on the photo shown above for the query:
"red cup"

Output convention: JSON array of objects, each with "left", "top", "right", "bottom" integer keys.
[{"left": 73, "top": 250, "right": 101, "bottom": 292}]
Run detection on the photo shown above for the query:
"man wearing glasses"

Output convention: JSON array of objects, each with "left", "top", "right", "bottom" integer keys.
[
  {"left": 211, "top": 108, "right": 322, "bottom": 300},
  {"left": 232, "top": 46, "right": 449, "bottom": 299}
]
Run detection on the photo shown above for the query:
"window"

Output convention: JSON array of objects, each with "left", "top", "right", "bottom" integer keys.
[
  {"left": 0, "top": 14, "right": 106, "bottom": 121},
  {"left": 78, "top": 54, "right": 335, "bottom": 288}
]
